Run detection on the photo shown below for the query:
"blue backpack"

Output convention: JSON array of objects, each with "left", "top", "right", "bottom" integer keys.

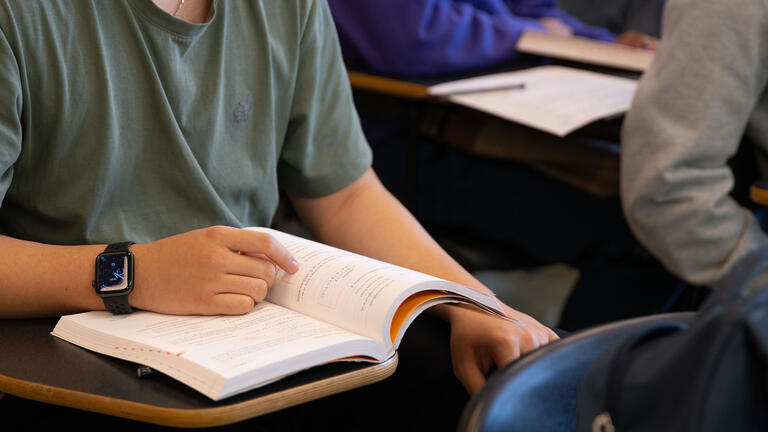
[{"left": 575, "top": 246, "right": 768, "bottom": 432}]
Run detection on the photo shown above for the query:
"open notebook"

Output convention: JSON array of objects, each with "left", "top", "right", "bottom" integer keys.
[{"left": 427, "top": 65, "right": 638, "bottom": 137}]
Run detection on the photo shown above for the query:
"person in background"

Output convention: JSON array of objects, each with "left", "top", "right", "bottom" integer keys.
[
  {"left": 622, "top": 0, "right": 768, "bottom": 297},
  {"left": 559, "top": 0, "right": 666, "bottom": 39},
  {"left": 329, "top": 0, "right": 657, "bottom": 77},
  {"left": 0, "top": 0, "right": 556, "bottom": 430},
  {"left": 327, "top": 0, "right": 688, "bottom": 332}
]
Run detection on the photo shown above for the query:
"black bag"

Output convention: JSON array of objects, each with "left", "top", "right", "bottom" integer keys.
[{"left": 575, "top": 246, "right": 768, "bottom": 432}]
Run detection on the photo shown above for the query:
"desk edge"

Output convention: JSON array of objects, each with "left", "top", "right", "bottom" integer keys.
[
  {"left": 0, "top": 355, "right": 398, "bottom": 428},
  {"left": 348, "top": 71, "right": 430, "bottom": 99}
]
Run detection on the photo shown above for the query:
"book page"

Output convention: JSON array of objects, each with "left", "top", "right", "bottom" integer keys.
[
  {"left": 516, "top": 31, "right": 654, "bottom": 72},
  {"left": 52, "top": 302, "right": 384, "bottom": 400},
  {"left": 435, "top": 65, "right": 637, "bottom": 137},
  {"left": 250, "top": 228, "right": 502, "bottom": 347}
]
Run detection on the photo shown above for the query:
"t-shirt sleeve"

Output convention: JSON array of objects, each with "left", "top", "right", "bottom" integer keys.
[
  {"left": 277, "top": 0, "right": 373, "bottom": 198},
  {"left": 0, "top": 24, "right": 22, "bottom": 206}
]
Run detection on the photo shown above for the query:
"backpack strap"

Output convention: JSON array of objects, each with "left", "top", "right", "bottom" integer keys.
[
  {"left": 603, "top": 322, "right": 686, "bottom": 424},
  {"left": 575, "top": 316, "right": 690, "bottom": 432},
  {"left": 704, "top": 243, "right": 768, "bottom": 309}
]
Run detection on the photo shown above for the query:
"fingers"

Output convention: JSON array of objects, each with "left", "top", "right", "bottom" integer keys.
[
  {"left": 502, "top": 304, "right": 558, "bottom": 346},
  {"left": 215, "top": 226, "right": 299, "bottom": 274},
  {"left": 220, "top": 274, "right": 269, "bottom": 303},
  {"left": 453, "top": 351, "right": 492, "bottom": 396},
  {"left": 206, "top": 293, "right": 256, "bottom": 315},
  {"left": 458, "top": 366, "right": 487, "bottom": 396},
  {"left": 226, "top": 252, "right": 279, "bottom": 286},
  {"left": 491, "top": 332, "right": 522, "bottom": 369},
  {"left": 447, "top": 303, "right": 563, "bottom": 395},
  {"left": 525, "top": 323, "right": 557, "bottom": 347},
  {"left": 524, "top": 322, "right": 554, "bottom": 348},
  {"left": 183, "top": 276, "right": 268, "bottom": 316},
  {"left": 546, "top": 326, "right": 560, "bottom": 342}
]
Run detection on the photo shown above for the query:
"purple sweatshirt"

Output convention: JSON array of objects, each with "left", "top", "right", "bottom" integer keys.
[{"left": 327, "top": 0, "right": 617, "bottom": 76}]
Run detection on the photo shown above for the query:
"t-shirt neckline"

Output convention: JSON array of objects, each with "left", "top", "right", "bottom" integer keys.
[{"left": 129, "top": 0, "right": 219, "bottom": 39}]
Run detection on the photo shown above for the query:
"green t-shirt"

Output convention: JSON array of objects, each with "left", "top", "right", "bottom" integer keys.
[{"left": 0, "top": 0, "right": 372, "bottom": 245}]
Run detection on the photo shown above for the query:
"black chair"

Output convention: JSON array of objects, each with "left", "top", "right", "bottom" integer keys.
[{"left": 457, "top": 312, "right": 696, "bottom": 432}]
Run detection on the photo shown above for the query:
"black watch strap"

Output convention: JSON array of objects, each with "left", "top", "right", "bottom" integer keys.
[
  {"left": 105, "top": 241, "right": 135, "bottom": 253},
  {"left": 101, "top": 242, "right": 135, "bottom": 315},
  {"left": 104, "top": 293, "right": 133, "bottom": 315}
]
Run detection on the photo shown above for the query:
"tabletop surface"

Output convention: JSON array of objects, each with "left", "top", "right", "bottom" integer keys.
[
  {"left": 347, "top": 58, "right": 640, "bottom": 100},
  {"left": 0, "top": 318, "right": 397, "bottom": 428}
]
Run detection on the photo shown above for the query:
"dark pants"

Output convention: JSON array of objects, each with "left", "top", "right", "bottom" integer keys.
[{"left": 367, "top": 121, "right": 688, "bottom": 331}]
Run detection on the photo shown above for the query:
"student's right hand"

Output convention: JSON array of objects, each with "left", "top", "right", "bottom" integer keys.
[
  {"left": 439, "top": 303, "right": 559, "bottom": 395},
  {"left": 129, "top": 226, "right": 299, "bottom": 315},
  {"left": 537, "top": 17, "right": 574, "bottom": 37}
]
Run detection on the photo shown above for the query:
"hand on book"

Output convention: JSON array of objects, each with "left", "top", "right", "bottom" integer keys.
[
  {"left": 616, "top": 30, "right": 659, "bottom": 51},
  {"left": 443, "top": 303, "right": 559, "bottom": 395},
  {"left": 130, "top": 226, "right": 299, "bottom": 315}
]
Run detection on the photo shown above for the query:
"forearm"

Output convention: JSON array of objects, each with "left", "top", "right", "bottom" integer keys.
[
  {"left": 0, "top": 235, "right": 105, "bottom": 317},
  {"left": 292, "top": 169, "right": 556, "bottom": 396}
]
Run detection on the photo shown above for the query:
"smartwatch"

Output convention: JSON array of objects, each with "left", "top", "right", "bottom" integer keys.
[{"left": 93, "top": 242, "right": 136, "bottom": 314}]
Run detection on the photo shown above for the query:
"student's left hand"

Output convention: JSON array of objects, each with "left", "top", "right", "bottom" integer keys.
[{"left": 442, "top": 303, "right": 559, "bottom": 395}]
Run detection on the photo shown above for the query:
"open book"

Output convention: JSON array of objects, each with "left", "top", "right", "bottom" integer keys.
[
  {"left": 51, "top": 228, "right": 506, "bottom": 401},
  {"left": 516, "top": 31, "right": 655, "bottom": 72},
  {"left": 428, "top": 65, "right": 638, "bottom": 137}
]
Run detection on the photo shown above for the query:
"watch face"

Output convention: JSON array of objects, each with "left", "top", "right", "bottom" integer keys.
[{"left": 96, "top": 252, "right": 131, "bottom": 293}]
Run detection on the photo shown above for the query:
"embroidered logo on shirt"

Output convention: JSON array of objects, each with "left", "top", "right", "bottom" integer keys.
[{"left": 234, "top": 95, "right": 253, "bottom": 123}]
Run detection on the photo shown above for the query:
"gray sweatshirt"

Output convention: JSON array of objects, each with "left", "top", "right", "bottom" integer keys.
[{"left": 621, "top": 0, "right": 768, "bottom": 288}]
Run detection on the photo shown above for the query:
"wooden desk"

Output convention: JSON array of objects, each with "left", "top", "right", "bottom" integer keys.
[
  {"left": 347, "top": 59, "right": 639, "bottom": 100},
  {"left": 348, "top": 71, "right": 432, "bottom": 99},
  {"left": 347, "top": 64, "right": 533, "bottom": 100},
  {"left": 347, "top": 63, "right": 627, "bottom": 198},
  {"left": 0, "top": 318, "right": 397, "bottom": 428}
]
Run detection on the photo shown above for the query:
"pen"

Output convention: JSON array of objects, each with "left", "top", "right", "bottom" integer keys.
[
  {"left": 137, "top": 365, "right": 158, "bottom": 378},
  {"left": 443, "top": 82, "right": 526, "bottom": 96}
]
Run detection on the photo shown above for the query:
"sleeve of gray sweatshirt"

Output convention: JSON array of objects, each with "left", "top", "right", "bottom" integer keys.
[{"left": 620, "top": 0, "right": 768, "bottom": 288}]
